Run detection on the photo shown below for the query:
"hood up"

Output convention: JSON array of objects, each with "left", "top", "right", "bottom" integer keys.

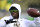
[{"left": 9, "top": 3, "right": 21, "bottom": 19}]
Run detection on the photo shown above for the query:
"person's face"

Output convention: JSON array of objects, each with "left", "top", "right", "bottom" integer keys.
[{"left": 10, "top": 10, "right": 19, "bottom": 19}]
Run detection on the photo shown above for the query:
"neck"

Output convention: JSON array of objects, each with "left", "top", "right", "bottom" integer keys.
[{"left": 13, "top": 17, "right": 19, "bottom": 19}]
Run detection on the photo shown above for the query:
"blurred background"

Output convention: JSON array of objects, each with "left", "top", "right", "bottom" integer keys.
[{"left": 0, "top": 0, "right": 40, "bottom": 21}]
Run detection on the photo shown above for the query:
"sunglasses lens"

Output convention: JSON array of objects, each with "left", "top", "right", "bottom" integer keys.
[{"left": 10, "top": 10, "right": 18, "bottom": 13}]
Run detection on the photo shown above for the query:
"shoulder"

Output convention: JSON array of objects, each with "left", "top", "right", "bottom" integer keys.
[
  {"left": 19, "top": 18, "right": 31, "bottom": 23},
  {"left": 19, "top": 18, "right": 34, "bottom": 24},
  {"left": 1, "top": 16, "right": 13, "bottom": 20},
  {"left": 0, "top": 20, "right": 6, "bottom": 26}
]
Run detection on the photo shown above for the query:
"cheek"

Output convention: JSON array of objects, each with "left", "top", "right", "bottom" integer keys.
[
  {"left": 14, "top": 13, "right": 18, "bottom": 15},
  {"left": 15, "top": 13, "right": 19, "bottom": 16}
]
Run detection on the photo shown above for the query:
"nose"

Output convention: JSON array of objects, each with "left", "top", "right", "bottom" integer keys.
[{"left": 12, "top": 12, "right": 17, "bottom": 15}]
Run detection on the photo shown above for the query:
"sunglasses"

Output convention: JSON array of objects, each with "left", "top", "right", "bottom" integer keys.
[{"left": 10, "top": 10, "right": 18, "bottom": 13}]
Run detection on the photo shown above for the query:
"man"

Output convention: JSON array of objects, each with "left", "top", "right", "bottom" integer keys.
[
  {"left": 27, "top": 8, "right": 40, "bottom": 27},
  {"left": 0, "top": 3, "right": 32, "bottom": 27},
  {"left": 0, "top": 3, "right": 37, "bottom": 27},
  {"left": 0, "top": 3, "right": 21, "bottom": 27}
]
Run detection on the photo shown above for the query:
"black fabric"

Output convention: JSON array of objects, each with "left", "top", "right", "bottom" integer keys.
[
  {"left": 4, "top": 19, "right": 17, "bottom": 24},
  {"left": 9, "top": 6, "right": 18, "bottom": 11}
]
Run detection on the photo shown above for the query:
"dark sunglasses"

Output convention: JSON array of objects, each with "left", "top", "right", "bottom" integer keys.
[{"left": 10, "top": 10, "right": 18, "bottom": 13}]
